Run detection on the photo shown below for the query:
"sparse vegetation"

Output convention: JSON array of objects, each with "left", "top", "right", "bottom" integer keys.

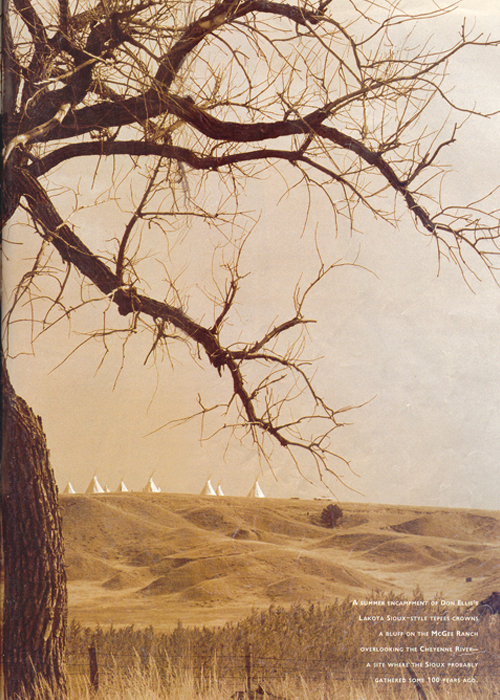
[{"left": 61, "top": 494, "right": 500, "bottom": 631}]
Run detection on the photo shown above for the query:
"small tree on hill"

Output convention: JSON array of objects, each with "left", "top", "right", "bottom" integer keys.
[{"left": 320, "top": 503, "right": 344, "bottom": 529}]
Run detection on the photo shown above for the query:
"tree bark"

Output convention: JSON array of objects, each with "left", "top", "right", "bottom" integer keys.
[{"left": 1, "top": 357, "right": 67, "bottom": 700}]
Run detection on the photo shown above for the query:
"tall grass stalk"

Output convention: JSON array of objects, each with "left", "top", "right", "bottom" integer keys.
[{"left": 30, "top": 667, "right": 499, "bottom": 700}]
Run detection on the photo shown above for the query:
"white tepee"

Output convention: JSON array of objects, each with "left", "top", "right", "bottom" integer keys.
[
  {"left": 216, "top": 484, "right": 224, "bottom": 496},
  {"left": 116, "top": 480, "right": 129, "bottom": 493},
  {"left": 143, "top": 476, "right": 161, "bottom": 493},
  {"left": 85, "top": 475, "right": 105, "bottom": 494},
  {"left": 200, "top": 479, "right": 217, "bottom": 496},
  {"left": 63, "top": 481, "right": 76, "bottom": 494},
  {"left": 247, "top": 480, "right": 265, "bottom": 498}
]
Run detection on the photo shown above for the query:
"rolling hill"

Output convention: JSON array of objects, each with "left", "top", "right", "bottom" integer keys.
[{"left": 60, "top": 494, "right": 500, "bottom": 630}]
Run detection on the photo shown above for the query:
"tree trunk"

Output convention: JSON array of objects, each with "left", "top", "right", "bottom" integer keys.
[{"left": 1, "top": 358, "right": 68, "bottom": 700}]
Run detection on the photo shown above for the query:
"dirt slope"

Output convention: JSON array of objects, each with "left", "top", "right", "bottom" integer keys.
[{"left": 60, "top": 494, "right": 500, "bottom": 630}]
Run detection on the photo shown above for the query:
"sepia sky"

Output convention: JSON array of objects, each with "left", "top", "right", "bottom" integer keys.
[{"left": 4, "top": 1, "right": 500, "bottom": 509}]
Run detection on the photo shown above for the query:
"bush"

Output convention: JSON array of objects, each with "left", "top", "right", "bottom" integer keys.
[{"left": 319, "top": 504, "right": 343, "bottom": 529}]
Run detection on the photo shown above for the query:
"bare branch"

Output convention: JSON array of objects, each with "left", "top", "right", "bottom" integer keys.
[{"left": 4, "top": 0, "right": 500, "bottom": 487}]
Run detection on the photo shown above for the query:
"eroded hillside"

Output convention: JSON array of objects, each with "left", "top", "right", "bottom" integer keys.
[{"left": 60, "top": 494, "right": 500, "bottom": 629}]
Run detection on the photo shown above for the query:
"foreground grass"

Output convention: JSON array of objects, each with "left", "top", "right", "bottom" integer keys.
[
  {"left": 67, "top": 596, "right": 500, "bottom": 688},
  {"left": 64, "top": 665, "right": 495, "bottom": 700},
  {"left": 22, "top": 597, "right": 495, "bottom": 699}
]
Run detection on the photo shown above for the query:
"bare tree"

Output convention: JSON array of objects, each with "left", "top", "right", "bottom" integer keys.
[
  {"left": 4, "top": 0, "right": 500, "bottom": 476},
  {"left": 2, "top": 0, "right": 500, "bottom": 695}
]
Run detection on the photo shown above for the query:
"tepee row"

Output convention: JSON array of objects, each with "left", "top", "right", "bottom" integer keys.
[
  {"left": 63, "top": 476, "right": 265, "bottom": 497},
  {"left": 199, "top": 478, "right": 265, "bottom": 498},
  {"left": 63, "top": 475, "right": 161, "bottom": 495}
]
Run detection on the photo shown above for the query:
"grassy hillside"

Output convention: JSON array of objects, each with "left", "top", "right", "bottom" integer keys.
[{"left": 60, "top": 494, "right": 500, "bottom": 629}]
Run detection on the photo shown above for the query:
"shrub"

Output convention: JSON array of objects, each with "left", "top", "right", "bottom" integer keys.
[{"left": 319, "top": 504, "right": 343, "bottom": 529}]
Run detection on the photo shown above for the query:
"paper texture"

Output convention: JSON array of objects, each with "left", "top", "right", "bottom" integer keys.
[{"left": 3, "top": 0, "right": 500, "bottom": 697}]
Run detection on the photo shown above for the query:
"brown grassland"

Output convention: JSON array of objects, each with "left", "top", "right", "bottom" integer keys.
[
  {"left": 61, "top": 493, "right": 500, "bottom": 629},
  {"left": 59, "top": 494, "right": 500, "bottom": 698}
]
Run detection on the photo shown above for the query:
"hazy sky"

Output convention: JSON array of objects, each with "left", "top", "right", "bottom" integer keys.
[{"left": 4, "top": 1, "right": 500, "bottom": 508}]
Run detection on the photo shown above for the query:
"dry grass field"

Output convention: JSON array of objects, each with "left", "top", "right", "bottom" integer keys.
[{"left": 60, "top": 494, "right": 500, "bottom": 630}]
